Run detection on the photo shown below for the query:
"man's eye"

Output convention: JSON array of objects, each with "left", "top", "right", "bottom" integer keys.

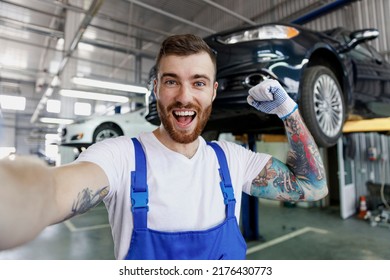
[
  {"left": 194, "top": 81, "right": 206, "bottom": 87},
  {"left": 164, "top": 80, "right": 177, "bottom": 86}
]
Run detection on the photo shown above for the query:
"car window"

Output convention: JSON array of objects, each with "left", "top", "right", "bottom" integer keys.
[
  {"left": 331, "top": 29, "right": 349, "bottom": 44},
  {"left": 352, "top": 43, "right": 374, "bottom": 60},
  {"left": 367, "top": 44, "right": 384, "bottom": 62},
  {"left": 337, "top": 30, "right": 379, "bottom": 62}
]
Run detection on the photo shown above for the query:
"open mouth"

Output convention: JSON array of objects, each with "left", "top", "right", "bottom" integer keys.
[{"left": 173, "top": 110, "right": 196, "bottom": 127}]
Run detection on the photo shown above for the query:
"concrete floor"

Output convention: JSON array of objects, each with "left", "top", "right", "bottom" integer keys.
[
  {"left": 1, "top": 199, "right": 389, "bottom": 260},
  {"left": 247, "top": 200, "right": 390, "bottom": 260}
]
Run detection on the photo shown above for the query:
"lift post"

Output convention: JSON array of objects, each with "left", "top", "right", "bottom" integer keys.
[{"left": 240, "top": 133, "right": 265, "bottom": 241}]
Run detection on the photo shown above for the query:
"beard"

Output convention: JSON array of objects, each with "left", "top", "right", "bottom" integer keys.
[{"left": 157, "top": 100, "right": 212, "bottom": 144}]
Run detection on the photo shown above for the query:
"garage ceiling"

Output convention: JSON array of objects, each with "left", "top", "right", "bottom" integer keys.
[{"left": 0, "top": 0, "right": 371, "bottom": 146}]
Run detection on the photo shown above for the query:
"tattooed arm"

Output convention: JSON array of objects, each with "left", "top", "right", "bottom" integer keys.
[
  {"left": 250, "top": 110, "right": 328, "bottom": 201},
  {"left": 247, "top": 79, "right": 328, "bottom": 201},
  {"left": 0, "top": 156, "right": 109, "bottom": 249}
]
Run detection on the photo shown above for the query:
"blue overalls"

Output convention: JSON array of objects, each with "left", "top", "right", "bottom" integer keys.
[{"left": 124, "top": 138, "right": 247, "bottom": 260}]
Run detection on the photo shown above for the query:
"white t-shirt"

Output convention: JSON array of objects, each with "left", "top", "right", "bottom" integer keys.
[{"left": 76, "top": 132, "right": 271, "bottom": 259}]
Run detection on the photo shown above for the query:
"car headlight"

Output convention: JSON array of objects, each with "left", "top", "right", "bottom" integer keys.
[{"left": 217, "top": 25, "right": 299, "bottom": 44}]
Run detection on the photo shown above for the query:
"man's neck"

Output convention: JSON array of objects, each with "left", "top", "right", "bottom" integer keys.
[{"left": 153, "top": 129, "right": 199, "bottom": 159}]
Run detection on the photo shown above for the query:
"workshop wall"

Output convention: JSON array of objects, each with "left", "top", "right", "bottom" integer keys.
[
  {"left": 349, "top": 132, "right": 390, "bottom": 198},
  {"left": 305, "top": 0, "right": 389, "bottom": 61}
]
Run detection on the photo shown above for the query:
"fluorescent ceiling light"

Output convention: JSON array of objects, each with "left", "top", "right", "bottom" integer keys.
[
  {"left": 39, "top": 117, "right": 74, "bottom": 125},
  {"left": 72, "top": 76, "right": 148, "bottom": 94},
  {"left": 59, "top": 89, "right": 129, "bottom": 103},
  {"left": 78, "top": 42, "right": 95, "bottom": 52},
  {"left": 46, "top": 99, "right": 61, "bottom": 113},
  {"left": 2, "top": 49, "right": 28, "bottom": 69},
  {"left": 56, "top": 38, "right": 64, "bottom": 51},
  {"left": 0, "top": 95, "right": 26, "bottom": 110},
  {"left": 95, "top": 104, "right": 107, "bottom": 113},
  {"left": 74, "top": 102, "right": 92, "bottom": 116}
]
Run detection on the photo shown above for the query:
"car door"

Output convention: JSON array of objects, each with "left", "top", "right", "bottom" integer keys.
[
  {"left": 350, "top": 42, "right": 381, "bottom": 100},
  {"left": 368, "top": 44, "right": 390, "bottom": 96},
  {"left": 335, "top": 27, "right": 390, "bottom": 117},
  {"left": 347, "top": 39, "right": 390, "bottom": 117},
  {"left": 365, "top": 45, "right": 390, "bottom": 116}
]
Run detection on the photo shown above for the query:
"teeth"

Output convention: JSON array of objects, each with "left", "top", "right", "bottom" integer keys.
[{"left": 174, "top": 111, "right": 195, "bottom": 116}]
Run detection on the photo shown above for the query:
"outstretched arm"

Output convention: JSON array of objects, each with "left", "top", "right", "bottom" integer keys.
[
  {"left": 247, "top": 79, "right": 328, "bottom": 201},
  {"left": 0, "top": 156, "right": 109, "bottom": 250}
]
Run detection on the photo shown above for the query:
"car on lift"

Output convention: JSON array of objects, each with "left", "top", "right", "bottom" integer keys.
[
  {"left": 145, "top": 23, "right": 390, "bottom": 147},
  {"left": 59, "top": 107, "right": 157, "bottom": 148}
]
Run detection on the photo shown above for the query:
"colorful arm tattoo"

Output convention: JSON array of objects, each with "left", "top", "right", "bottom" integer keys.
[{"left": 250, "top": 111, "right": 328, "bottom": 201}]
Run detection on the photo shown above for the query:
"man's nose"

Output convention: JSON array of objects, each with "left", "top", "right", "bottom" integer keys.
[{"left": 175, "top": 84, "right": 193, "bottom": 104}]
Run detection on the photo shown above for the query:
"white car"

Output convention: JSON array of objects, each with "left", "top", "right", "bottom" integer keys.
[{"left": 59, "top": 108, "right": 157, "bottom": 147}]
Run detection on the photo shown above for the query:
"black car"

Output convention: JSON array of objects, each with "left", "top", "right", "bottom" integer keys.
[{"left": 145, "top": 23, "right": 390, "bottom": 147}]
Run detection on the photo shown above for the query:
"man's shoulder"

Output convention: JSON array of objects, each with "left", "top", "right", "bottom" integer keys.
[
  {"left": 205, "top": 139, "right": 246, "bottom": 156},
  {"left": 93, "top": 135, "right": 133, "bottom": 149},
  {"left": 77, "top": 136, "right": 134, "bottom": 161},
  {"left": 210, "top": 139, "right": 241, "bottom": 149}
]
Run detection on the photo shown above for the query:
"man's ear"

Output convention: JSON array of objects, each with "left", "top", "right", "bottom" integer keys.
[
  {"left": 212, "top": 81, "right": 218, "bottom": 101},
  {"left": 153, "top": 79, "right": 158, "bottom": 99}
]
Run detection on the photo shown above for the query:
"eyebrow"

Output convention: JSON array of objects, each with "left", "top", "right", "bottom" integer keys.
[
  {"left": 193, "top": 74, "right": 211, "bottom": 82},
  {"left": 160, "top": 73, "right": 178, "bottom": 79},
  {"left": 160, "top": 73, "right": 211, "bottom": 82}
]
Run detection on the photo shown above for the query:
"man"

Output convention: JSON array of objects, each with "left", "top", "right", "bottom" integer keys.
[{"left": 0, "top": 34, "right": 328, "bottom": 259}]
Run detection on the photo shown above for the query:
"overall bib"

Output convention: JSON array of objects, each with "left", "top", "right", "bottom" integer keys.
[{"left": 124, "top": 138, "right": 247, "bottom": 260}]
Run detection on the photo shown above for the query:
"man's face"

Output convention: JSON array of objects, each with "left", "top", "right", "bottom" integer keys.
[{"left": 154, "top": 52, "right": 218, "bottom": 144}]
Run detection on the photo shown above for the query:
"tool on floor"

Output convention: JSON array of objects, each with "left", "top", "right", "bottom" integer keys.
[{"left": 364, "top": 156, "right": 390, "bottom": 229}]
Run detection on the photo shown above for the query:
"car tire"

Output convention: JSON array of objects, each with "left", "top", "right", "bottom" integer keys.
[
  {"left": 93, "top": 123, "right": 123, "bottom": 143},
  {"left": 299, "top": 66, "right": 345, "bottom": 148}
]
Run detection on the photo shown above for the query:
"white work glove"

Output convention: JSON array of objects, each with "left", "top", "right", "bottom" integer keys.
[{"left": 247, "top": 79, "right": 298, "bottom": 120}]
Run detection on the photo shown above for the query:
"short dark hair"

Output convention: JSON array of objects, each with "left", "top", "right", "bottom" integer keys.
[{"left": 155, "top": 34, "right": 217, "bottom": 74}]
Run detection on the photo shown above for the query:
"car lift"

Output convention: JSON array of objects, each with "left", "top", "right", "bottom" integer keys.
[{"left": 238, "top": 133, "right": 266, "bottom": 242}]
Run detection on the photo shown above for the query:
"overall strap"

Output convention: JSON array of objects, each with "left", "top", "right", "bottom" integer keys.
[
  {"left": 207, "top": 142, "right": 236, "bottom": 218},
  {"left": 130, "top": 138, "right": 149, "bottom": 229}
]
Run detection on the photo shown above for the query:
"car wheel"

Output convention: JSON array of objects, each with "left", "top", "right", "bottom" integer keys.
[
  {"left": 300, "top": 66, "right": 345, "bottom": 148},
  {"left": 93, "top": 123, "right": 123, "bottom": 143}
]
